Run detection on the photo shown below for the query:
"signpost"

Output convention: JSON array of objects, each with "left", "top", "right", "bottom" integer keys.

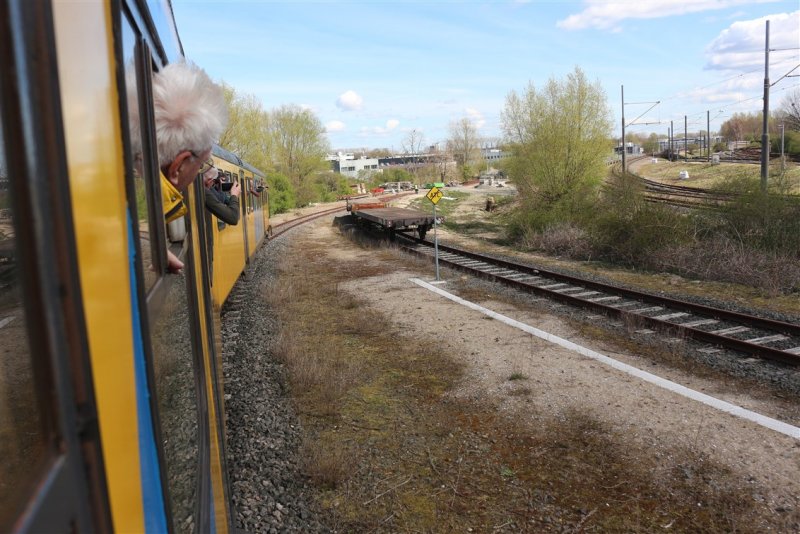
[{"left": 425, "top": 186, "right": 443, "bottom": 281}]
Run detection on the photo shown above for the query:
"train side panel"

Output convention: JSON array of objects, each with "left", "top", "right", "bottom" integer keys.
[{"left": 52, "top": 2, "right": 148, "bottom": 531}]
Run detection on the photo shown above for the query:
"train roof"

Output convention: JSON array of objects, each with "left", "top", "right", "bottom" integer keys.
[{"left": 211, "top": 145, "right": 266, "bottom": 179}]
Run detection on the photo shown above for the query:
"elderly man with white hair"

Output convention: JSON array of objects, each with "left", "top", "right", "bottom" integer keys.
[{"left": 150, "top": 60, "right": 228, "bottom": 273}]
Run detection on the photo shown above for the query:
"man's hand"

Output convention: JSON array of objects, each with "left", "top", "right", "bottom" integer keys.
[
  {"left": 166, "top": 249, "right": 184, "bottom": 274},
  {"left": 230, "top": 181, "right": 241, "bottom": 197}
]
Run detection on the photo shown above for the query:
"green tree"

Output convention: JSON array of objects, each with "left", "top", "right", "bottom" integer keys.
[
  {"left": 643, "top": 133, "right": 660, "bottom": 155},
  {"left": 219, "top": 83, "right": 272, "bottom": 173},
  {"left": 501, "top": 67, "right": 612, "bottom": 209},
  {"left": 269, "top": 104, "right": 330, "bottom": 193},
  {"left": 266, "top": 172, "right": 295, "bottom": 215},
  {"left": 313, "top": 171, "right": 351, "bottom": 202}
]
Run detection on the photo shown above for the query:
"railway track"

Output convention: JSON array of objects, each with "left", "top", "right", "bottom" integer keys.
[
  {"left": 270, "top": 192, "right": 417, "bottom": 238},
  {"left": 396, "top": 234, "right": 800, "bottom": 366},
  {"left": 271, "top": 206, "right": 344, "bottom": 238}
]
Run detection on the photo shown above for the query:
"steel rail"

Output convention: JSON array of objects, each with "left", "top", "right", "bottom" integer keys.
[
  {"left": 397, "top": 235, "right": 800, "bottom": 366},
  {"left": 271, "top": 206, "right": 344, "bottom": 238}
]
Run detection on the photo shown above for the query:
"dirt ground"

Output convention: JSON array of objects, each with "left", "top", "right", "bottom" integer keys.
[{"left": 292, "top": 188, "right": 800, "bottom": 529}]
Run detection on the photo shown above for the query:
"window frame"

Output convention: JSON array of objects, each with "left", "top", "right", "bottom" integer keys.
[{"left": 0, "top": 0, "right": 110, "bottom": 531}]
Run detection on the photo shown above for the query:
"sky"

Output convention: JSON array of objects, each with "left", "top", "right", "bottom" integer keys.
[{"left": 171, "top": 0, "right": 800, "bottom": 153}]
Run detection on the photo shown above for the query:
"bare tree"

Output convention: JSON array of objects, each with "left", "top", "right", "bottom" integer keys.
[
  {"left": 401, "top": 129, "right": 425, "bottom": 178},
  {"left": 448, "top": 118, "right": 481, "bottom": 180},
  {"left": 777, "top": 88, "right": 800, "bottom": 132}
]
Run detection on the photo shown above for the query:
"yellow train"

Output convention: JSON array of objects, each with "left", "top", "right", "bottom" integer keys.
[{"left": 0, "top": 1, "right": 268, "bottom": 532}]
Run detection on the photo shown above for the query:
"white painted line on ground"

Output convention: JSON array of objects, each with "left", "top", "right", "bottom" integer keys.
[
  {"left": 410, "top": 277, "right": 800, "bottom": 441},
  {"left": 0, "top": 316, "right": 15, "bottom": 329}
]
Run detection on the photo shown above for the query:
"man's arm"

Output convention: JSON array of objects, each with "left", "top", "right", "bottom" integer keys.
[{"left": 204, "top": 187, "right": 240, "bottom": 225}]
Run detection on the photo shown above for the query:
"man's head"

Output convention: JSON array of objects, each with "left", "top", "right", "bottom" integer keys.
[
  {"left": 152, "top": 61, "right": 228, "bottom": 190},
  {"left": 200, "top": 159, "right": 217, "bottom": 189}
]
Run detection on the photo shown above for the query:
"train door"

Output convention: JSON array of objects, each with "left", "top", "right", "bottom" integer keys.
[
  {"left": 252, "top": 177, "right": 264, "bottom": 244},
  {"left": 239, "top": 169, "right": 250, "bottom": 264},
  {"left": 0, "top": 1, "right": 110, "bottom": 531}
]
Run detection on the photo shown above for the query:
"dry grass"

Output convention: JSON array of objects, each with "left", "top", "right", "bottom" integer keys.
[
  {"left": 267, "top": 232, "right": 796, "bottom": 532},
  {"left": 638, "top": 160, "right": 800, "bottom": 193}
]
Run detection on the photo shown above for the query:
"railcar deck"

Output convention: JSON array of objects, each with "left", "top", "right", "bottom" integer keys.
[{"left": 348, "top": 206, "right": 437, "bottom": 239}]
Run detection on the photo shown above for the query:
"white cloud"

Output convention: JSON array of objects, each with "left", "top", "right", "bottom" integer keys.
[
  {"left": 465, "top": 108, "right": 486, "bottom": 129},
  {"left": 705, "top": 10, "right": 799, "bottom": 72},
  {"left": 557, "top": 0, "right": 780, "bottom": 31},
  {"left": 359, "top": 119, "right": 400, "bottom": 137},
  {"left": 325, "top": 120, "right": 346, "bottom": 132},
  {"left": 336, "top": 90, "right": 363, "bottom": 111}
]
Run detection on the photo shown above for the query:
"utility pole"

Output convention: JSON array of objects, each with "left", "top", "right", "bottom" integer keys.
[
  {"left": 684, "top": 116, "right": 689, "bottom": 161},
  {"left": 621, "top": 85, "right": 626, "bottom": 174},
  {"left": 760, "top": 20, "right": 770, "bottom": 191},
  {"left": 707, "top": 110, "right": 711, "bottom": 162},
  {"left": 670, "top": 120, "right": 674, "bottom": 161},
  {"left": 780, "top": 123, "right": 785, "bottom": 172}
]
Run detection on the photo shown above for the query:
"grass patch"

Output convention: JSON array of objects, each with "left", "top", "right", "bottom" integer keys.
[
  {"left": 269, "top": 233, "right": 794, "bottom": 532},
  {"left": 638, "top": 160, "right": 800, "bottom": 193},
  {"left": 407, "top": 190, "right": 470, "bottom": 218}
]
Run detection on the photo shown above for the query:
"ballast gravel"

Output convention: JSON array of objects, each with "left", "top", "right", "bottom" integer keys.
[{"left": 220, "top": 230, "right": 328, "bottom": 534}]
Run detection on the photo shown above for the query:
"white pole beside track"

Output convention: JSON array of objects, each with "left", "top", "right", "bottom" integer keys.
[{"left": 433, "top": 202, "right": 440, "bottom": 281}]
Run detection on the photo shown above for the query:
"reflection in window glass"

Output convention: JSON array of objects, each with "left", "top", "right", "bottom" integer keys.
[
  {"left": 120, "top": 16, "right": 199, "bottom": 532},
  {"left": 150, "top": 277, "right": 199, "bottom": 533},
  {"left": 121, "top": 20, "right": 156, "bottom": 292},
  {"left": 0, "top": 89, "right": 48, "bottom": 529}
]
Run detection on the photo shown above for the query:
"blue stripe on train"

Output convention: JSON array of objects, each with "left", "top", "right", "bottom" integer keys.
[{"left": 128, "top": 213, "right": 168, "bottom": 532}]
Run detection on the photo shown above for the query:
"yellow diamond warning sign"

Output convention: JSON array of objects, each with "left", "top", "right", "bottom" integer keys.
[{"left": 426, "top": 186, "right": 443, "bottom": 205}]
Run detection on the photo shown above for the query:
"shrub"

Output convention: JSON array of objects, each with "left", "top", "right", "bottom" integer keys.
[
  {"left": 266, "top": 172, "right": 295, "bottom": 214},
  {"left": 520, "top": 222, "right": 592, "bottom": 260},
  {"left": 588, "top": 173, "right": 693, "bottom": 264},
  {"left": 714, "top": 186, "right": 800, "bottom": 254},
  {"left": 649, "top": 236, "right": 800, "bottom": 295}
]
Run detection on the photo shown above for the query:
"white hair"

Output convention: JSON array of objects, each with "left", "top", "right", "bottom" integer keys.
[{"left": 151, "top": 61, "right": 228, "bottom": 167}]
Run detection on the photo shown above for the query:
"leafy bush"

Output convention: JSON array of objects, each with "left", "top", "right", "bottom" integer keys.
[
  {"left": 266, "top": 172, "right": 295, "bottom": 214},
  {"left": 771, "top": 130, "right": 800, "bottom": 156}
]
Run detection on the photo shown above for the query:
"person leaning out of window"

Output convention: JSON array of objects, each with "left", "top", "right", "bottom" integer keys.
[{"left": 201, "top": 162, "right": 240, "bottom": 225}]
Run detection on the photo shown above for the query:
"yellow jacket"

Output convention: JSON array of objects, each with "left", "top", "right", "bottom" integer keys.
[{"left": 161, "top": 172, "right": 187, "bottom": 223}]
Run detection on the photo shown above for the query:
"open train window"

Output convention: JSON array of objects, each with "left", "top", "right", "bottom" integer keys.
[
  {"left": 118, "top": 9, "right": 204, "bottom": 532},
  {"left": 120, "top": 18, "right": 166, "bottom": 294}
]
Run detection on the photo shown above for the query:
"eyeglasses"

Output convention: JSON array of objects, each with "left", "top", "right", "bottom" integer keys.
[{"left": 198, "top": 158, "right": 215, "bottom": 176}]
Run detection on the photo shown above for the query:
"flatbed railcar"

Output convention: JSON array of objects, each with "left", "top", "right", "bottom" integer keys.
[
  {"left": 347, "top": 204, "right": 437, "bottom": 239},
  {"left": 0, "top": 1, "right": 267, "bottom": 532}
]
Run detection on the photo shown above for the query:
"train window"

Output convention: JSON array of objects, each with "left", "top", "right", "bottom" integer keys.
[
  {"left": 149, "top": 275, "right": 200, "bottom": 532},
  {"left": 121, "top": 19, "right": 159, "bottom": 292},
  {"left": 0, "top": 96, "right": 48, "bottom": 529},
  {"left": 120, "top": 14, "right": 201, "bottom": 531}
]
